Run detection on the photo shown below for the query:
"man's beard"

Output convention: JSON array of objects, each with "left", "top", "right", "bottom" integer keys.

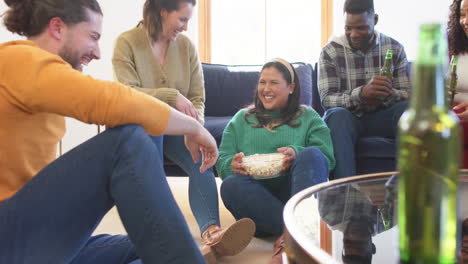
[{"left": 58, "top": 44, "right": 81, "bottom": 71}]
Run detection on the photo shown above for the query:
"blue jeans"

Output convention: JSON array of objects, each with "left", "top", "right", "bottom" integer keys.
[
  {"left": 0, "top": 125, "right": 204, "bottom": 264},
  {"left": 220, "top": 147, "right": 328, "bottom": 237},
  {"left": 151, "top": 135, "right": 219, "bottom": 234},
  {"left": 323, "top": 100, "right": 408, "bottom": 180}
]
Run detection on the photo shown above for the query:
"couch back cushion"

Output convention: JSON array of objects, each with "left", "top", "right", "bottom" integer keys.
[{"left": 203, "top": 62, "right": 313, "bottom": 117}]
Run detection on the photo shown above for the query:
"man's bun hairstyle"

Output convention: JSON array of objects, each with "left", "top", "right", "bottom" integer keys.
[
  {"left": 4, "top": 0, "right": 23, "bottom": 7},
  {"left": 3, "top": 0, "right": 35, "bottom": 36},
  {"left": 2, "top": 0, "right": 102, "bottom": 37}
]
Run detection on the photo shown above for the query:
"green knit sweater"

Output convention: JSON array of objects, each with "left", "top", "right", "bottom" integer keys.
[
  {"left": 112, "top": 23, "right": 205, "bottom": 123},
  {"left": 216, "top": 106, "right": 335, "bottom": 189}
]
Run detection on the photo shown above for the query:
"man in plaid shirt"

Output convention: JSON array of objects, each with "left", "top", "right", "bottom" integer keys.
[{"left": 319, "top": 0, "right": 410, "bottom": 180}]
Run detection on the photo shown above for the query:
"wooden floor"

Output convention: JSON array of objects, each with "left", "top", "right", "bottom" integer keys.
[{"left": 93, "top": 177, "right": 275, "bottom": 263}]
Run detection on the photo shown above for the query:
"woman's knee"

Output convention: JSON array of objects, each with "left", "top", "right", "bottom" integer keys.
[
  {"left": 220, "top": 175, "right": 250, "bottom": 201},
  {"left": 296, "top": 147, "right": 327, "bottom": 165}
]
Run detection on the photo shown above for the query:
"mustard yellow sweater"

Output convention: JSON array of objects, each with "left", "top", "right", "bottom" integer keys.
[
  {"left": 0, "top": 40, "right": 171, "bottom": 201},
  {"left": 112, "top": 23, "right": 205, "bottom": 123}
]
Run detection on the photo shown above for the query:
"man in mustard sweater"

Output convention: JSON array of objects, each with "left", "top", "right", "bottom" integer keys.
[{"left": 0, "top": 0, "right": 217, "bottom": 263}]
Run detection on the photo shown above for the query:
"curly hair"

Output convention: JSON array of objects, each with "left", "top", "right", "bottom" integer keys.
[{"left": 448, "top": 0, "right": 468, "bottom": 56}]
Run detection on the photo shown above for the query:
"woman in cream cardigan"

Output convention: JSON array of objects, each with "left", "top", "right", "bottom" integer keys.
[{"left": 112, "top": 0, "right": 255, "bottom": 263}]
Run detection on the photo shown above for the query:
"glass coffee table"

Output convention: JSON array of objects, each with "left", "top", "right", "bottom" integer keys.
[{"left": 282, "top": 170, "right": 468, "bottom": 264}]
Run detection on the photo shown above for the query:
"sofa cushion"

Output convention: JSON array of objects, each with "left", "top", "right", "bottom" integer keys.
[
  {"left": 203, "top": 63, "right": 313, "bottom": 117},
  {"left": 204, "top": 116, "right": 231, "bottom": 146}
]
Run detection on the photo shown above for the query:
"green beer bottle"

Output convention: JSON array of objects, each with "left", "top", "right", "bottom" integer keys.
[
  {"left": 380, "top": 49, "right": 394, "bottom": 79},
  {"left": 377, "top": 49, "right": 393, "bottom": 101},
  {"left": 398, "top": 24, "right": 461, "bottom": 263},
  {"left": 446, "top": 55, "right": 458, "bottom": 107}
]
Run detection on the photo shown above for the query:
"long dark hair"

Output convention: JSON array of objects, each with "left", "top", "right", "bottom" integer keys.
[
  {"left": 245, "top": 61, "right": 302, "bottom": 130},
  {"left": 2, "top": 0, "right": 102, "bottom": 37},
  {"left": 448, "top": 0, "right": 468, "bottom": 56},
  {"left": 143, "top": 0, "right": 196, "bottom": 42}
]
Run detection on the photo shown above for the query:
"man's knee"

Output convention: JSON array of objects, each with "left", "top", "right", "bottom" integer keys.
[
  {"left": 323, "top": 107, "right": 354, "bottom": 125},
  {"left": 393, "top": 100, "right": 409, "bottom": 116},
  {"left": 108, "top": 125, "right": 162, "bottom": 163},
  {"left": 109, "top": 125, "right": 153, "bottom": 147},
  {"left": 110, "top": 124, "right": 146, "bottom": 138}
]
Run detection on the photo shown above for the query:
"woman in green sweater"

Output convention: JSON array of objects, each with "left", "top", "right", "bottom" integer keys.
[
  {"left": 112, "top": 0, "right": 255, "bottom": 262},
  {"left": 217, "top": 58, "right": 336, "bottom": 262}
]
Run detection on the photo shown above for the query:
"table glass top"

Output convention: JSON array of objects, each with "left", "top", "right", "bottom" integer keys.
[{"left": 285, "top": 171, "right": 468, "bottom": 264}]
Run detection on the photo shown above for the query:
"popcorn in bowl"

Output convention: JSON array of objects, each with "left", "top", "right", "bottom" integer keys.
[{"left": 242, "top": 153, "right": 286, "bottom": 179}]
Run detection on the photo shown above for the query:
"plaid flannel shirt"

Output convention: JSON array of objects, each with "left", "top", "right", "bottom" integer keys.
[
  {"left": 318, "top": 183, "right": 392, "bottom": 234},
  {"left": 318, "top": 32, "right": 411, "bottom": 117}
]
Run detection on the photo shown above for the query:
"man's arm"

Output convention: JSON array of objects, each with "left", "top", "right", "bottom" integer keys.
[
  {"left": 3, "top": 44, "right": 218, "bottom": 172},
  {"left": 318, "top": 49, "right": 363, "bottom": 110}
]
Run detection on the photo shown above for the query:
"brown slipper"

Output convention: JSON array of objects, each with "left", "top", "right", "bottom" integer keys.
[{"left": 201, "top": 218, "right": 256, "bottom": 258}]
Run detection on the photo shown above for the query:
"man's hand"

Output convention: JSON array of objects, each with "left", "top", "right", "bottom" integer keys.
[
  {"left": 454, "top": 102, "right": 468, "bottom": 121},
  {"left": 231, "top": 152, "right": 248, "bottom": 175},
  {"left": 184, "top": 127, "right": 218, "bottom": 173},
  {"left": 361, "top": 76, "right": 393, "bottom": 101},
  {"left": 363, "top": 98, "right": 382, "bottom": 112},
  {"left": 176, "top": 92, "right": 199, "bottom": 121},
  {"left": 277, "top": 147, "right": 296, "bottom": 171}
]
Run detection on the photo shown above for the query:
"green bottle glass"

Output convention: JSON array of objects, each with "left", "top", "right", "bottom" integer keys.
[
  {"left": 397, "top": 24, "right": 461, "bottom": 264},
  {"left": 446, "top": 55, "right": 458, "bottom": 107},
  {"left": 380, "top": 49, "right": 394, "bottom": 79},
  {"left": 377, "top": 49, "right": 393, "bottom": 101}
]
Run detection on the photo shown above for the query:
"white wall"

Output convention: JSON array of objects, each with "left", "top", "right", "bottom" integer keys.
[
  {"left": 211, "top": 0, "right": 322, "bottom": 65},
  {"left": 0, "top": 1, "right": 198, "bottom": 154}
]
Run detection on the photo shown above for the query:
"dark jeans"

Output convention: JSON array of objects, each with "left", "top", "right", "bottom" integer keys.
[
  {"left": 220, "top": 147, "right": 328, "bottom": 237},
  {"left": 0, "top": 125, "right": 204, "bottom": 264},
  {"left": 323, "top": 100, "right": 408, "bottom": 180}
]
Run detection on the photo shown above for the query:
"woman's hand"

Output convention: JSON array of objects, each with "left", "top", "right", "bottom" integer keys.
[
  {"left": 231, "top": 152, "right": 248, "bottom": 175},
  {"left": 277, "top": 147, "right": 296, "bottom": 171},
  {"left": 454, "top": 102, "right": 468, "bottom": 121},
  {"left": 175, "top": 92, "right": 199, "bottom": 121}
]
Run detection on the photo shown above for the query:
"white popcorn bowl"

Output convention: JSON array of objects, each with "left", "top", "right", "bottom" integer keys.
[{"left": 242, "top": 153, "right": 286, "bottom": 179}]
